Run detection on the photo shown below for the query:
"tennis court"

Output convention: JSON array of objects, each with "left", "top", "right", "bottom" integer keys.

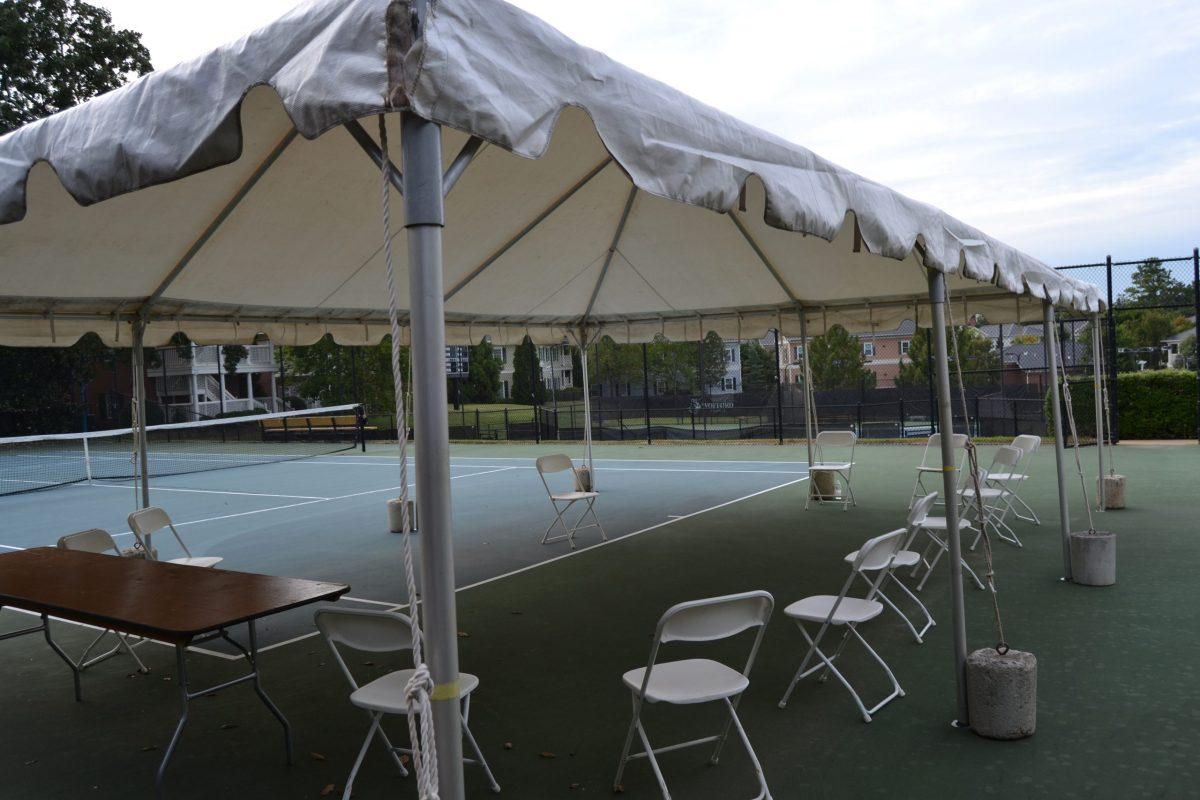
[{"left": 0, "top": 437, "right": 810, "bottom": 654}]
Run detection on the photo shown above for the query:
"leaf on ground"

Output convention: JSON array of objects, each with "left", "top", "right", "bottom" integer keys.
[
  {"left": 614, "top": 784, "right": 626, "bottom": 794},
  {"left": 219, "top": 723, "right": 238, "bottom": 730},
  {"left": 24, "top": 759, "right": 37, "bottom": 766},
  {"left": 399, "top": 754, "right": 411, "bottom": 766},
  {"left": 320, "top": 784, "right": 336, "bottom": 797},
  {"left": 457, "top": 631, "right": 470, "bottom": 638},
  {"left": 139, "top": 745, "right": 157, "bottom": 752},
  {"left": 539, "top": 751, "right": 556, "bottom": 759},
  {"left": 569, "top": 782, "right": 581, "bottom": 790},
  {"left": 503, "top": 742, "right": 514, "bottom": 750},
  {"left": 309, "top": 752, "right": 327, "bottom": 761}
]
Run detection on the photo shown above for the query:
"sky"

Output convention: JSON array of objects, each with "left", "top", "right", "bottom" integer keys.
[{"left": 100, "top": 0, "right": 1200, "bottom": 267}]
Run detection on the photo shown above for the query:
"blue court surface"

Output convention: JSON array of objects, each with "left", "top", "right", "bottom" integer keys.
[{"left": 0, "top": 445, "right": 810, "bottom": 658}]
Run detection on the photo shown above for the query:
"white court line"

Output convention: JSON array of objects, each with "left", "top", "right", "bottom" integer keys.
[
  {"left": 252, "top": 474, "right": 809, "bottom": 655},
  {"left": 0, "top": 544, "right": 23, "bottom": 550},
  {"left": 87, "top": 466, "right": 514, "bottom": 538},
  {"left": 80, "top": 483, "right": 330, "bottom": 501}
]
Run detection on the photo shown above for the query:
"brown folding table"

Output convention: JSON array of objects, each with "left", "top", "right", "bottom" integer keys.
[{"left": 0, "top": 547, "right": 349, "bottom": 797}]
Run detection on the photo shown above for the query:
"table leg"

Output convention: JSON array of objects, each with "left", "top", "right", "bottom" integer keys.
[
  {"left": 39, "top": 614, "right": 82, "bottom": 702},
  {"left": 156, "top": 645, "right": 190, "bottom": 799},
  {"left": 247, "top": 619, "right": 294, "bottom": 765}
]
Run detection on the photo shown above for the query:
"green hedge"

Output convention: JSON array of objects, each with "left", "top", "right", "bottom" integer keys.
[{"left": 1048, "top": 369, "right": 1197, "bottom": 440}]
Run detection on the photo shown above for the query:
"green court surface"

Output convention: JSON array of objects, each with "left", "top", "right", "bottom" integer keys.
[{"left": 1, "top": 441, "right": 1197, "bottom": 798}]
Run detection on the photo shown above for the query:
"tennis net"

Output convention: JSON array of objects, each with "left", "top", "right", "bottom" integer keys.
[{"left": 0, "top": 404, "right": 364, "bottom": 496}]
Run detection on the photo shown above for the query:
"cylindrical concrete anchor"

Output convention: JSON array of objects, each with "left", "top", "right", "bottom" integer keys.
[
  {"left": 573, "top": 466, "right": 593, "bottom": 492},
  {"left": 966, "top": 648, "right": 1037, "bottom": 740},
  {"left": 1099, "top": 474, "right": 1126, "bottom": 509},
  {"left": 387, "top": 498, "right": 418, "bottom": 534},
  {"left": 1069, "top": 530, "right": 1116, "bottom": 586},
  {"left": 812, "top": 470, "right": 838, "bottom": 500}
]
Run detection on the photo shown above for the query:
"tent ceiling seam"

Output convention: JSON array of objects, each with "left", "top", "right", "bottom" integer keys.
[
  {"left": 728, "top": 211, "right": 803, "bottom": 306},
  {"left": 138, "top": 127, "right": 299, "bottom": 317},
  {"left": 582, "top": 184, "right": 638, "bottom": 323},
  {"left": 443, "top": 156, "right": 613, "bottom": 302}
]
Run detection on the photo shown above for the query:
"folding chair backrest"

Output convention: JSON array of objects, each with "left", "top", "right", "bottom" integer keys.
[
  {"left": 536, "top": 454, "right": 574, "bottom": 475},
  {"left": 1011, "top": 435, "right": 1040, "bottom": 456},
  {"left": 992, "top": 445, "right": 1023, "bottom": 470},
  {"left": 814, "top": 430, "right": 856, "bottom": 464},
  {"left": 127, "top": 506, "right": 192, "bottom": 559},
  {"left": 57, "top": 528, "right": 121, "bottom": 556},
  {"left": 314, "top": 608, "right": 415, "bottom": 690},
  {"left": 657, "top": 591, "right": 774, "bottom": 644},
  {"left": 906, "top": 492, "right": 939, "bottom": 528},
  {"left": 315, "top": 608, "right": 414, "bottom": 653},
  {"left": 851, "top": 528, "right": 907, "bottom": 572}
]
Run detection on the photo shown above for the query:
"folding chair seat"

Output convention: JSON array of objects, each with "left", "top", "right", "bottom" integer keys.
[
  {"left": 779, "top": 530, "right": 905, "bottom": 722},
  {"left": 127, "top": 507, "right": 223, "bottom": 568},
  {"left": 805, "top": 430, "right": 857, "bottom": 511},
  {"left": 909, "top": 433, "right": 968, "bottom": 508},
  {"left": 843, "top": 493, "right": 937, "bottom": 642},
  {"left": 56, "top": 529, "right": 150, "bottom": 674},
  {"left": 614, "top": 591, "right": 774, "bottom": 799},
  {"left": 536, "top": 454, "right": 607, "bottom": 549},
  {"left": 986, "top": 435, "right": 1041, "bottom": 524},
  {"left": 315, "top": 608, "right": 500, "bottom": 799},
  {"left": 910, "top": 512, "right": 986, "bottom": 592}
]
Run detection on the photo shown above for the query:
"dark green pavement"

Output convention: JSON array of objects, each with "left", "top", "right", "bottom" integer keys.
[{"left": 1, "top": 443, "right": 1196, "bottom": 798}]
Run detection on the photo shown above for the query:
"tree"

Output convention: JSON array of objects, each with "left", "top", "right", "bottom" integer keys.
[
  {"left": 739, "top": 340, "right": 778, "bottom": 397},
  {"left": 0, "top": 0, "right": 152, "bottom": 134},
  {"left": 1179, "top": 334, "right": 1197, "bottom": 370},
  {"left": 570, "top": 346, "right": 583, "bottom": 388},
  {"left": 221, "top": 344, "right": 248, "bottom": 375},
  {"left": 464, "top": 338, "right": 501, "bottom": 402},
  {"left": 0, "top": 2, "right": 152, "bottom": 431},
  {"left": 283, "top": 335, "right": 408, "bottom": 414},
  {"left": 645, "top": 335, "right": 693, "bottom": 395},
  {"left": 1116, "top": 308, "right": 1190, "bottom": 369},
  {"left": 511, "top": 337, "right": 546, "bottom": 404},
  {"left": 807, "top": 325, "right": 875, "bottom": 390},
  {"left": 895, "top": 327, "right": 1000, "bottom": 388},
  {"left": 595, "top": 336, "right": 641, "bottom": 396},
  {"left": 698, "top": 331, "right": 728, "bottom": 393},
  {"left": 1117, "top": 259, "right": 1191, "bottom": 308}
]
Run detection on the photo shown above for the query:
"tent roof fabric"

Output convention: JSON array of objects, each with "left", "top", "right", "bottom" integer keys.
[{"left": 0, "top": 0, "right": 1103, "bottom": 347}]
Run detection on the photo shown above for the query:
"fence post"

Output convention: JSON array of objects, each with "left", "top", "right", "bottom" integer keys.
[
  {"left": 475, "top": 408, "right": 480, "bottom": 438},
  {"left": 898, "top": 396, "right": 905, "bottom": 438},
  {"left": 1193, "top": 247, "right": 1199, "bottom": 442},
  {"left": 503, "top": 408, "right": 510, "bottom": 440},
  {"left": 618, "top": 405, "right": 624, "bottom": 440},
  {"left": 690, "top": 407, "right": 696, "bottom": 439},
  {"left": 774, "top": 328, "right": 784, "bottom": 445},
  {"left": 974, "top": 395, "right": 981, "bottom": 437},
  {"left": 856, "top": 401, "right": 863, "bottom": 437},
  {"left": 642, "top": 342, "right": 652, "bottom": 445},
  {"left": 925, "top": 330, "right": 937, "bottom": 434},
  {"left": 1106, "top": 255, "right": 1120, "bottom": 442}
]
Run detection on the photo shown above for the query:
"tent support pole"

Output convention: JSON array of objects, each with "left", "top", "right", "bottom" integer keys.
[
  {"left": 799, "top": 309, "right": 814, "bottom": 468},
  {"left": 579, "top": 326, "right": 595, "bottom": 479},
  {"left": 1092, "top": 312, "right": 1105, "bottom": 510},
  {"left": 1044, "top": 301, "right": 1072, "bottom": 581},
  {"left": 401, "top": 108, "right": 466, "bottom": 800},
  {"left": 927, "top": 270, "right": 969, "bottom": 729},
  {"left": 344, "top": 119, "right": 404, "bottom": 195},
  {"left": 131, "top": 319, "right": 151, "bottom": 511}
]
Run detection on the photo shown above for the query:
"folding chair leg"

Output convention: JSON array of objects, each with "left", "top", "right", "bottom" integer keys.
[
  {"left": 462, "top": 715, "right": 501, "bottom": 793},
  {"left": 614, "top": 695, "right": 643, "bottom": 792},
  {"left": 1009, "top": 491, "right": 1040, "bottom": 524},
  {"left": 540, "top": 499, "right": 575, "bottom": 546},
  {"left": 585, "top": 497, "right": 608, "bottom": 542},
  {"left": 885, "top": 572, "right": 935, "bottom": 640},
  {"left": 722, "top": 698, "right": 772, "bottom": 800},
  {"left": 343, "top": 712, "right": 383, "bottom": 800},
  {"left": 857, "top": 572, "right": 925, "bottom": 644},
  {"left": 784, "top": 623, "right": 880, "bottom": 722},
  {"left": 636, "top": 719, "right": 672, "bottom": 800}
]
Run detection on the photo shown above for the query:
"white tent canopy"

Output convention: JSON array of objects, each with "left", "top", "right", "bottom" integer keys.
[
  {"left": 0, "top": 1, "right": 1101, "bottom": 794},
  {"left": 0, "top": 0, "right": 1101, "bottom": 349}
]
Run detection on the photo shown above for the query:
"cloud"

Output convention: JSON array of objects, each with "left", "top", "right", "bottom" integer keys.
[{"left": 102, "top": 0, "right": 1200, "bottom": 265}]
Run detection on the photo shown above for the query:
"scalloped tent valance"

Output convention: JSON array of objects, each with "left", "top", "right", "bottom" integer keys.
[{"left": 0, "top": 0, "right": 1102, "bottom": 348}]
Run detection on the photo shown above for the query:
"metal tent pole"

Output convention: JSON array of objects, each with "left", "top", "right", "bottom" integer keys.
[
  {"left": 131, "top": 320, "right": 151, "bottom": 511},
  {"left": 1044, "top": 301, "right": 1072, "bottom": 581},
  {"left": 927, "top": 270, "right": 969, "bottom": 728},
  {"left": 1105, "top": 255, "right": 1119, "bottom": 442},
  {"left": 774, "top": 328, "right": 784, "bottom": 444},
  {"left": 1193, "top": 247, "right": 1199, "bottom": 442},
  {"left": 642, "top": 342, "right": 651, "bottom": 445},
  {"left": 580, "top": 328, "right": 594, "bottom": 478},
  {"left": 799, "top": 310, "right": 814, "bottom": 468},
  {"left": 1092, "top": 312, "right": 1105, "bottom": 510},
  {"left": 400, "top": 108, "right": 466, "bottom": 799}
]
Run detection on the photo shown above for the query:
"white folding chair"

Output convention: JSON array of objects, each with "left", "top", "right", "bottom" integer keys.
[
  {"left": 842, "top": 494, "right": 938, "bottom": 643},
  {"left": 314, "top": 608, "right": 500, "bottom": 798},
  {"left": 778, "top": 530, "right": 905, "bottom": 722},
  {"left": 126, "top": 507, "right": 223, "bottom": 568},
  {"left": 614, "top": 591, "right": 774, "bottom": 800},
  {"left": 988, "top": 434, "right": 1041, "bottom": 524},
  {"left": 962, "top": 445, "right": 1024, "bottom": 549},
  {"left": 536, "top": 454, "right": 606, "bottom": 549},
  {"left": 805, "top": 430, "right": 857, "bottom": 511},
  {"left": 910, "top": 489, "right": 988, "bottom": 593},
  {"left": 56, "top": 529, "right": 150, "bottom": 674},
  {"left": 909, "top": 433, "right": 968, "bottom": 508}
]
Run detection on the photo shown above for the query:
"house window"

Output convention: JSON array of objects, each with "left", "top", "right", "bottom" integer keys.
[
  {"left": 862, "top": 342, "right": 875, "bottom": 358},
  {"left": 493, "top": 347, "right": 506, "bottom": 361},
  {"left": 900, "top": 340, "right": 911, "bottom": 355},
  {"left": 793, "top": 345, "right": 804, "bottom": 360},
  {"left": 725, "top": 346, "right": 737, "bottom": 363},
  {"left": 722, "top": 377, "right": 738, "bottom": 391}
]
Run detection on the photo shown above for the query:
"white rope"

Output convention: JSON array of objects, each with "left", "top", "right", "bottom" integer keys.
[
  {"left": 378, "top": 114, "right": 439, "bottom": 800},
  {"left": 1051, "top": 322, "right": 1097, "bottom": 533}
]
